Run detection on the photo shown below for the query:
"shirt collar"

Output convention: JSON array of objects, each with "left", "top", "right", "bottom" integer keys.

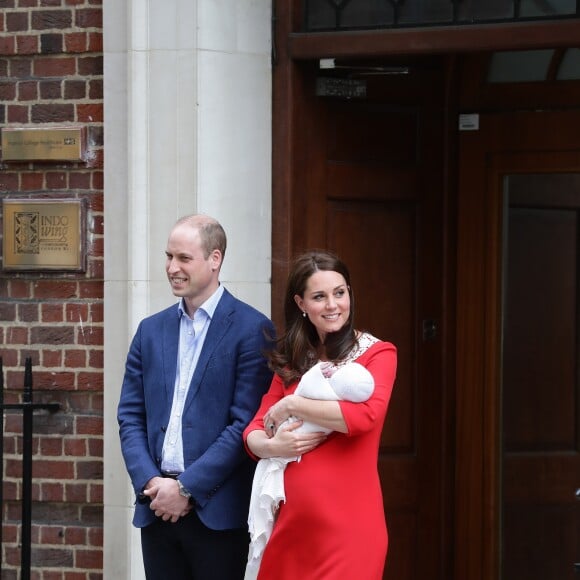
[{"left": 178, "top": 284, "right": 224, "bottom": 320}]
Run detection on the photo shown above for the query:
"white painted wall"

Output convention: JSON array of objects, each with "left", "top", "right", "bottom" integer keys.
[{"left": 103, "top": 1, "right": 272, "bottom": 577}]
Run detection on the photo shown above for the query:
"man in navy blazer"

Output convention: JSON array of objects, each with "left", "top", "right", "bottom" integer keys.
[{"left": 118, "top": 214, "right": 274, "bottom": 579}]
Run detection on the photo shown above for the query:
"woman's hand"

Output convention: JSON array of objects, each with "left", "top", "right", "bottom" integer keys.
[
  {"left": 263, "top": 394, "right": 298, "bottom": 437},
  {"left": 246, "top": 415, "right": 327, "bottom": 459}
]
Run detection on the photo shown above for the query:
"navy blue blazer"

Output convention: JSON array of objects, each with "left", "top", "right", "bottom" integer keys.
[{"left": 117, "top": 288, "right": 274, "bottom": 530}]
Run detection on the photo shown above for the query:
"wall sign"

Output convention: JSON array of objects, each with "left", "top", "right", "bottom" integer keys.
[
  {"left": 2, "top": 199, "right": 85, "bottom": 271},
  {"left": 1, "top": 126, "right": 85, "bottom": 161}
]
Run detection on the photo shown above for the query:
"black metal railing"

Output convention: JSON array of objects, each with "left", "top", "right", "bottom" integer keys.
[
  {"left": 0, "top": 358, "right": 60, "bottom": 580},
  {"left": 303, "top": 0, "right": 580, "bottom": 32}
]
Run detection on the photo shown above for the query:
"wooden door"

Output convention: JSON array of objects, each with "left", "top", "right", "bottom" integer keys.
[
  {"left": 279, "top": 60, "right": 452, "bottom": 580},
  {"left": 502, "top": 172, "right": 580, "bottom": 579},
  {"left": 457, "top": 110, "right": 580, "bottom": 580}
]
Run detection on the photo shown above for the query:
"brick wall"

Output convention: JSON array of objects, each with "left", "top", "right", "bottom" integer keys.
[{"left": 0, "top": 0, "right": 104, "bottom": 578}]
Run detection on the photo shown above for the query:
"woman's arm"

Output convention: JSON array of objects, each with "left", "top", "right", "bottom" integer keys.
[
  {"left": 246, "top": 419, "right": 327, "bottom": 459},
  {"left": 263, "top": 395, "right": 347, "bottom": 435}
]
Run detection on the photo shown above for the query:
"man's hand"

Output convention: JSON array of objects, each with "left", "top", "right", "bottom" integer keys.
[{"left": 143, "top": 477, "right": 191, "bottom": 522}]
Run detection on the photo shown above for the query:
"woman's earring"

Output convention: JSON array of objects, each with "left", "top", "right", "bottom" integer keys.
[{"left": 302, "top": 311, "right": 307, "bottom": 318}]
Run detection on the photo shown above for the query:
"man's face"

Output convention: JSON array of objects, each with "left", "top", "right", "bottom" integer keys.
[{"left": 165, "top": 224, "right": 219, "bottom": 310}]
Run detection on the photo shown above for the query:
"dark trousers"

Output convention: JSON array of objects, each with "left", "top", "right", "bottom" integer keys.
[{"left": 141, "top": 510, "right": 249, "bottom": 580}]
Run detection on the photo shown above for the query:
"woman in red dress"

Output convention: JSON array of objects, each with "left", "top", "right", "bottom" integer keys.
[{"left": 244, "top": 250, "right": 397, "bottom": 579}]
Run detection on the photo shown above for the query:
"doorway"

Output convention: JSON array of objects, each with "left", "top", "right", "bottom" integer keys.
[
  {"left": 457, "top": 111, "right": 580, "bottom": 579},
  {"left": 501, "top": 172, "right": 580, "bottom": 579}
]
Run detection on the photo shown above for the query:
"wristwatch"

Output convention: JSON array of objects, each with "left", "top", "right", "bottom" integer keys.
[{"left": 176, "top": 479, "right": 192, "bottom": 500}]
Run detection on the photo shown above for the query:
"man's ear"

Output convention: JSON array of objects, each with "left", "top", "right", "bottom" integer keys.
[{"left": 210, "top": 249, "right": 222, "bottom": 271}]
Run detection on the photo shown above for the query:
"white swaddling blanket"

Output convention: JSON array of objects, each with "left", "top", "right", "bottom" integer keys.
[{"left": 244, "top": 362, "right": 375, "bottom": 580}]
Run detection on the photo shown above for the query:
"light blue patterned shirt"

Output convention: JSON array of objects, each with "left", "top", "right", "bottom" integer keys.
[{"left": 161, "top": 284, "right": 224, "bottom": 473}]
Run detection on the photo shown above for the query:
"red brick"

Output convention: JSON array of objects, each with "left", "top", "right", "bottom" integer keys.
[
  {"left": 75, "top": 548, "right": 102, "bottom": 570},
  {"left": 46, "top": 171, "right": 67, "bottom": 188},
  {"left": 9, "top": 279, "right": 31, "bottom": 298},
  {"left": 0, "top": 80, "right": 16, "bottom": 99},
  {"left": 41, "top": 525, "right": 65, "bottom": 544},
  {"left": 65, "top": 482, "right": 88, "bottom": 502},
  {"left": 18, "top": 302, "right": 39, "bottom": 321},
  {"left": 33, "top": 55, "right": 75, "bottom": 76},
  {"left": 77, "top": 371, "right": 102, "bottom": 390},
  {"left": 10, "top": 58, "right": 32, "bottom": 77},
  {"left": 0, "top": 171, "right": 19, "bottom": 191},
  {"left": 6, "top": 11, "right": 27, "bottom": 31},
  {"left": 88, "top": 76, "right": 102, "bottom": 99},
  {"left": 0, "top": 348, "right": 18, "bottom": 366},
  {"left": 17, "top": 79, "right": 37, "bottom": 100},
  {"left": 65, "top": 303, "right": 89, "bottom": 322},
  {"left": 89, "top": 483, "right": 103, "bottom": 504},
  {"left": 87, "top": 436, "right": 102, "bottom": 456},
  {"left": 88, "top": 526, "right": 103, "bottom": 547},
  {"left": 31, "top": 325, "right": 75, "bottom": 345},
  {"left": 17, "top": 34, "right": 38, "bottom": 54},
  {"left": 41, "top": 303, "right": 64, "bottom": 322},
  {"left": 76, "top": 459, "right": 102, "bottom": 479},
  {"left": 34, "top": 370, "right": 75, "bottom": 390},
  {"left": 91, "top": 214, "right": 104, "bottom": 235},
  {"left": 93, "top": 171, "right": 105, "bottom": 190},
  {"left": 0, "top": 302, "right": 17, "bottom": 320},
  {"left": 6, "top": 326, "right": 28, "bottom": 344},
  {"left": 78, "top": 281, "right": 102, "bottom": 299},
  {"left": 77, "top": 55, "right": 101, "bottom": 75},
  {"left": 42, "top": 349, "right": 63, "bottom": 367},
  {"left": 64, "top": 349, "right": 87, "bottom": 368},
  {"left": 32, "top": 10, "right": 73, "bottom": 30},
  {"left": 88, "top": 349, "right": 102, "bottom": 368},
  {"left": 32, "top": 102, "right": 75, "bottom": 122},
  {"left": 64, "top": 526, "right": 86, "bottom": 546},
  {"left": 7, "top": 104, "right": 29, "bottom": 122},
  {"left": 33, "top": 459, "right": 75, "bottom": 479},
  {"left": 75, "top": 8, "right": 102, "bottom": 29},
  {"left": 40, "top": 78, "right": 61, "bottom": 98},
  {"left": 87, "top": 31, "right": 102, "bottom": 52},
  {"left": 76, "top": 416, "right": 102, "bottom": 436},
  {"left": 39, "top": 436, "right": 63, "bottom": 456},
  {"left": 32, "top": 547, "right": 74, "bottom": 567},
  {"left": 0, "top": 35, "right": 16, "bottom": 55},
  {"left": 89, "top": 236, "right": 104, "bottom": 257},
  {"left": 65, "top": 32, "right": 86, "bottom": 52},
  {"left": 77, "top": 103, "right": 102, "bottom": 123},
  {"left": 86, "top": 147, "right": 103, "bottom": 168},
  {"left": 64, "top": 437, "right": 86, "bottom": 456},
  {"left": 76, "top": 325, "right": 103, "bottom": 346},
  {"left": 69, "top": 171, "right": 91, "bottom": 189},
  {"left": 21, "top": 171, "right": 44, "bottom": 190},
  {"left": 33, "top": 280, "right": 78, "bottom": 299}
]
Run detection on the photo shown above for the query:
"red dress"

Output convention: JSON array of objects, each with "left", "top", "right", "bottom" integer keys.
[{"left": 243, "top": 337, "right": 397, "bottom": 580}]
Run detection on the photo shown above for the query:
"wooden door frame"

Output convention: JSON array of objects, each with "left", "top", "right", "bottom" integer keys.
[{"left": 458, "top": 114, "right": 580, "bottom": 580}]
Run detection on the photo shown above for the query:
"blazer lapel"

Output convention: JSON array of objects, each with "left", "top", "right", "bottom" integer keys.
[
  {"left": 185, "top": 290, "right": 234, "bottom": 403},
  {"left": 162, "top": 306, "right": 180, "bottom": 403}
]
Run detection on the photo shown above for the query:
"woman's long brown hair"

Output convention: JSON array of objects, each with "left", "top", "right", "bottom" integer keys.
[{"left": 269, "top": 250, "right": 357, "bottom": 386}]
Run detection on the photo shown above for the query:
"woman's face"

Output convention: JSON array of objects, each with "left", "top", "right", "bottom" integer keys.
[{"left": 294, "top": 269, "right": 350, "bottom": 342}]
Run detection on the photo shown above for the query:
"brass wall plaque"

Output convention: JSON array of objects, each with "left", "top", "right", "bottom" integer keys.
[
  {"left": 1, "top": 126, "right": 85, "bottom": 161},
  {"left": 2, "top": 199, "right": 85, "bottom": 271}
]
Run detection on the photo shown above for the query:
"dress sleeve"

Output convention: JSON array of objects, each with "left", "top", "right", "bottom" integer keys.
[
  {"left": 243, "top": 373, "right": 288, "bottom": 459},
  {"left": 339, "top": 341, "right": 397, "bottom": 436}
]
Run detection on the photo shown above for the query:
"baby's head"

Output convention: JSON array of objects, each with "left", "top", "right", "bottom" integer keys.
[{"left": 329, "top": 363, "right": 375, "bottom": 402}]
